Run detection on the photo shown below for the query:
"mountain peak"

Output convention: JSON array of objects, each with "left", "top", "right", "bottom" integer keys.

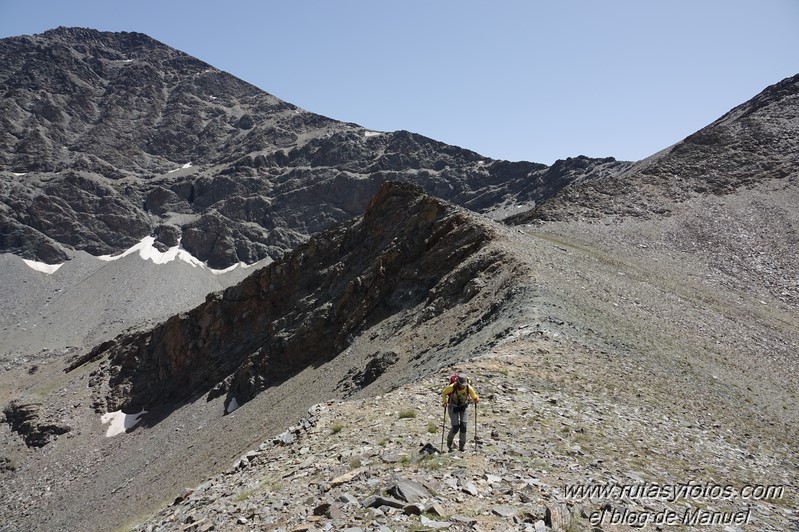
[
  {"left": 38, "top": 26, "right": 164, "bottom": 49},
  {"left": 514, "top": 71, "right": 799, "bottom": 222}
]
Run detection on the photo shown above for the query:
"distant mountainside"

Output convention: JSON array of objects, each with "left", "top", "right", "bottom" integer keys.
[
  {"left": 0, "top": 26, "right": 628, "bottom": 268},
  {"left": 509, "top": 73, "right": 799, "bottom": 223},
  {"left": 0, "top": 245, "right": 258, "bottom": 362},
  {"left": 504, "top": 72, "right": 799, "bottom": 309}
]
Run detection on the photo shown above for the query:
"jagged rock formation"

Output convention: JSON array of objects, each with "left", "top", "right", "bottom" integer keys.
[
  {"left": 2, "top": 171, "right": 797, "bottom": 530},
  {"left": 76, "top": 182, "right": 521, "bottom": 415},
  {"left": 1, "top": 27, "right": 626, "bottom": 268},
  {"left": 510, "top": 73, "right": 799, "bottom": 223},
  {"left": 0, "top": 182, "right": 538, "bottom": 532}
]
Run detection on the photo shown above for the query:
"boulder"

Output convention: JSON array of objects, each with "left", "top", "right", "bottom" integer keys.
[
  {"left": 387, "top": 478, "right": 432, "bottom": 503},
  {"left": 545, "top": 503, "right": 572, "bottom": 531},
  {"left": 420, "top": 515, "right": 451, "bottom": 529},
  {"left": 362, "top": 495, "right": 406, "bottom": 509}
]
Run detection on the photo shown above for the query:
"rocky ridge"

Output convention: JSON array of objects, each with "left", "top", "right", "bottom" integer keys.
[
  {"left": 2, "top": 174, "right": 797, "bottom": 530},
  {"left": 0, "top": 183, "right": 536, "bottom": 532},
  {"left": 512, "top": 73, "right": 799, "bottom": 224},
  {"left": 71, "top": 182, "right": 524, "bottom": 416}
]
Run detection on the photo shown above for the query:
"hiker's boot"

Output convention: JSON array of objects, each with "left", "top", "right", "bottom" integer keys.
[{"left": 447, "top": 427, "right": 457, "bottom": 451}]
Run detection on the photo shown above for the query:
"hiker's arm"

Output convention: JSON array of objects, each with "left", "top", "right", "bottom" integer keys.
[
  {"left": 469, "top": 386, "right": 479, "bottom": 402},
  {"left": 441, "top": 385, "right": 454, "bottom": 405}
]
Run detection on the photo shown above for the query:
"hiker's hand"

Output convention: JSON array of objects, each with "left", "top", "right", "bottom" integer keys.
[
  {"left": 474, "top": 397, "right": 480, "bottom": 403},
  {"left": 442, "top": 401, "right": 447, "bottom": 407}
]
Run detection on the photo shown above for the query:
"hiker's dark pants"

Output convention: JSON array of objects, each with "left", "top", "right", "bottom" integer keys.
[{"left": 447, "top": 403, "right": 469, "bottom": 449}]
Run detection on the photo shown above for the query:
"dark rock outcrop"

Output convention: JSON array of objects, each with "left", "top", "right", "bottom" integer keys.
[
  {"left": 3, "top": 399, "right": 71, "bottom": 447},
  {"left": 1, "top": 27, "right": 623, "bottom": 268},
  {"left": 0, "top": 456, "right": 15, "bottom": 472},
  {"left": 78, "top": 183, "right": 508, "bottom": 413},
  {"left": 351, "top": 350, "right": 400, "bottom": 389}
]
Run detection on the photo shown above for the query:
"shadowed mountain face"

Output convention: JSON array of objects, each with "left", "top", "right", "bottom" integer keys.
[
  {"left": 75, "top": 182, "right": 520, "bottom": 415},
  {"left": 0, "top": 27, "right": 628, "bottom": 268}
]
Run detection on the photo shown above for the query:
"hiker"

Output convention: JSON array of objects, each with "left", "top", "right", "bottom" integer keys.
[{"left": 441, "top": 373, "right": 479, "bottom": 451}]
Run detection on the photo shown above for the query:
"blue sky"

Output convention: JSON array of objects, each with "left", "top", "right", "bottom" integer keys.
[{"left": 1, "top": 1, "right": 797, "bottom": 164}]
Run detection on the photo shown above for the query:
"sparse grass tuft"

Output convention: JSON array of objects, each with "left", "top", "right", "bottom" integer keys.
[
  {"left": 330, "top": 422, "right": 344, "bottom": 434},
  {"left": 418, "top": 454, "right": 448, "bottom": 471},
  {"left": 423, "top": 509, "right": 445, "bottom": 519},
  {"left": 427, "top": 421, "right": 438, "bottom": 433},
  {"left": 398, "top": 409, "right": 416, "bottom": 419},
  {"left": 233, "top": 488, "right": 254, "bottom": 502}
]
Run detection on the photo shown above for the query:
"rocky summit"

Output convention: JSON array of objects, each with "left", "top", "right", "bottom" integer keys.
[
  {"left": 512, "top": 73, "right": 799, "bottom": 224},
  {"left": 1, "top": 26, "right": 798, "bottom": 532}
]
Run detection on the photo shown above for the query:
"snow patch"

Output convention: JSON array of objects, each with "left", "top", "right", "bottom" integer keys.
[
  {"left": 210, "top": 263, "right": 240, "bottom": 274},
  {"left": 98, "top": 236, "right": 205, "bottom": 267},
  {"left": 12, "top": 172, "right": 27, "bottom": 176},
  {"left": 240, "top": 260, "right": 262, "bottom": 269},
  {"left": 210, "top": 257, "right": 272, "bottom": 274},
  {"left": 21, "top": 237, "right": 260, "bottom": 273},
  {"left": 167, "top": 161, "right": 193, "bottom": 173},
  {"left": 364, "top": 131, "right": 381, "bottom": 137},
  {"left": 22, "top": 259, "right": 63, "bottom": 274},
  {"left": 100, "top": 409, "right": 147, "bottom": 437}
]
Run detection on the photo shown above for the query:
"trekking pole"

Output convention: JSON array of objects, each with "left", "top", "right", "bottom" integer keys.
[
  {"left": 440, "top": 404, "right": 447, "bottom": 453},
  {"left": 474, "top": 401, "right": 478, "bottom": 452}
]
